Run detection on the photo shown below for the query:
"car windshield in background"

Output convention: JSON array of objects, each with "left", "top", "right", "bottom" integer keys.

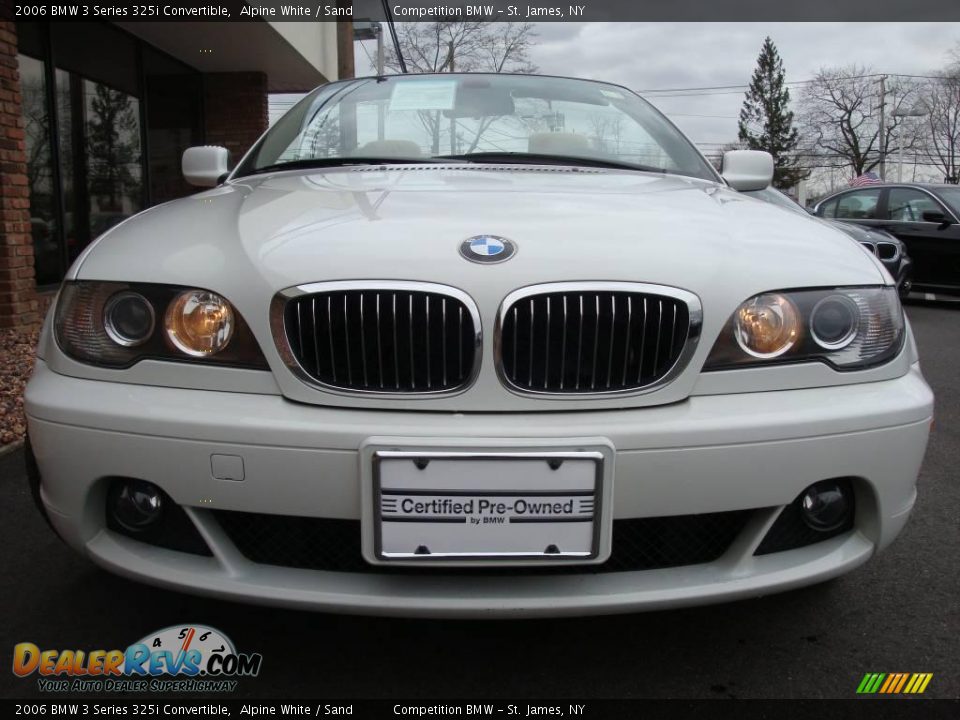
[
  {"left": 236, "top": 74, "right": 718, "bottom": 181},
  {"left": 935, "top": 186, "right": 960, "bottom": 215}
]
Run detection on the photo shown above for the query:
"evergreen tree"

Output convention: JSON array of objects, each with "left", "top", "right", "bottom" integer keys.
[{"left": 738, "top": 37, "right": 805, "bottom": 190}]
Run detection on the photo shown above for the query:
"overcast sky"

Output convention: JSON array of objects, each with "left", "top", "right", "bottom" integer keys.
[{"left": 346, "top": 22, "right": 960, "bottom": 148}]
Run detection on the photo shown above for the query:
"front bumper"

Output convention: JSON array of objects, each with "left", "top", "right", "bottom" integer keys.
[{"left": 25, "top": 360, "right": 933, "bottom": 617}]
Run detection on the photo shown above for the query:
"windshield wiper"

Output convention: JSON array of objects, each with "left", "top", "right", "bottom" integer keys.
[
  {"left": 434, "top": 152, "right": 668, "bottom": 174},
  {"left": 243, "top": 156, "right": 449, "bottom": 176}
]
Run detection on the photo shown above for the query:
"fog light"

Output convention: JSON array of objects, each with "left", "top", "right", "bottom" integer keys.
[
  {"left": 110, "top": 480, "right": 163, "bottom": 531},
  {"left": 800, "top": 480, "right": 851, "bottom": 532}
]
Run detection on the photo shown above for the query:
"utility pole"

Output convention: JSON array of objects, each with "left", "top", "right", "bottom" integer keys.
[
  {"left": 336, "top": 1, "right": 355, "bottom": 80},
  {"left": 877, "top": 75, "right": 887, "bottom": 180},
  {"left": 448, "top": 41, "right": 456, "bottom": 154}
]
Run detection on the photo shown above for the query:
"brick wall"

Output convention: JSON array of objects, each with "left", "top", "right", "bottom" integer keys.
[
  {"left": 0, "top": 19, "right": 38, "bottom": 329},
  {"left": 203, "top": 72, "right": 269, "bottom": 165}
]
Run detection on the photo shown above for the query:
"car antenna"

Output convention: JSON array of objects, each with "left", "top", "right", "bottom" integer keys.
[{"left": 381, "top": 0, "right": 408, "bottom": 74}]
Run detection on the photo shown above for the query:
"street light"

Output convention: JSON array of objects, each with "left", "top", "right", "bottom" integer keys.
[
  {"left": 353, "top": 21, "right": 384, "bottom": 76},
  {"left": 893, "top": 101, "right": 929, "bottom": 183}
]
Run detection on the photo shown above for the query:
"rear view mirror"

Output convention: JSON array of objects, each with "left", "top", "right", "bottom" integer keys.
[
  {"left": 922, "top": 210, "right": 952, "bottom": 227},
  {"left": 444, "top": 85, "right": 515, "bottom": 118},
  {"left": 182, "top": 146, "right": 230, "bottom": 187},
  {"left": 721, "top": 150, "right": 774, "bottom": 192}
]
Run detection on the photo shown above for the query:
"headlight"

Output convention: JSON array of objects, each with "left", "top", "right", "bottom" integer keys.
[
  {"left": 733, "top": 293, "right": 800, "bottom": 358},
  {"left": 165, "top": 290, "right": 234, "bottom": 357},
  {"left": 55, "top": 281, "right": 268, "bottom": 369},
  {"left": 103, "top": 291, "right": 155, "bottom": 347},
  {"left": 704, "top": 286, "right": 904, "bottom": 371}
]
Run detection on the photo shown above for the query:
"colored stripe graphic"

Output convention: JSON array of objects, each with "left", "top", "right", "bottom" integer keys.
[{"left": 857, "top": 673, "right": 932, "bottom": 694}]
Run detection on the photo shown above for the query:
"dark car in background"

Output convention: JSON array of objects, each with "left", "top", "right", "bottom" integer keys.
[
  {"left": 812, "top": 183, "right": 960, "bottom": 296},
  {"left": 743, "top": 186, "right": 912, "bottom": 297}
]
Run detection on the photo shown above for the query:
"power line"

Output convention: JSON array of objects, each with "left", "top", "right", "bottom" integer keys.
[{"left": 638, "top": 72, "right": 952, "bottom": 98}]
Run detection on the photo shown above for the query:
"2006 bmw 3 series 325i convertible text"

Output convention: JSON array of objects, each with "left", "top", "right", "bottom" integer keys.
[{"left": 25, "top": 74, "right": 934, "bottom": 617}]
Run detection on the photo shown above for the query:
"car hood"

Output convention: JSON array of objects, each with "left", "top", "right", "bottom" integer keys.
[
  {"left": 78, "top": 165, "right": 883, "bottom": 292},
  {"left": 72, "top": 165, "right": 889, "bottom": 411}
]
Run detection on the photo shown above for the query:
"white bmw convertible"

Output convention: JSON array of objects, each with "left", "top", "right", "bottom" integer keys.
[{"left": 25, "top": 73, "right": 933, "bottom": 616}]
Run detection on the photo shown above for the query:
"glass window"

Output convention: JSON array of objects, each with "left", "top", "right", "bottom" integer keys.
[
  {"left": 825, "top": 190, "right": 882, "bottom": 220},
  {"left": 83, "top": 79, "right": 143, "bottom": 242},
  {"left": 15, "top": 22, "right": 201, "bottom": 285},
  {"left": 143, "top": 47, "right": 203, "bottom": 204},
  {"left": 50, "top": 22, "right": 138, "bottom": 97},
  {"left": 18, "top": 53, "right": 61, "bottom": 285},
  {"left": 937, "top": 187, "right": 960, "bottom": 216},
  {"left": 886, "top": 188, "right": 943, "bottom": 222},
  {"left": 55, "top": 69, "right": 77, "bottom": 269},
  {"left": 239, "top": 75, "right": 718, "bottom": 182}
]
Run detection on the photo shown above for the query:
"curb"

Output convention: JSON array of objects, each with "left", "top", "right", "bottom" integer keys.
[{"left": 0, "top": 438, "right": 25, "bottom": 459}]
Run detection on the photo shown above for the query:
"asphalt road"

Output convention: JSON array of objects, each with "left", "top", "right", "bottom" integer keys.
[{"left": 2, "top": 302, "right": 958, "bottom": 700}]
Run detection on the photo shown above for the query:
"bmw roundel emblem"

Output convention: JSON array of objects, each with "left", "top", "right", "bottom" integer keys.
[{"left": 459, "top": 235, "right": 517, "bottom": 264}]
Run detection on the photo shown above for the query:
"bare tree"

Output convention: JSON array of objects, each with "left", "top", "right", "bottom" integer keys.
[
  {"left": 384, "top": 22, "right": 538, "bottom": 74},
  {"left": 797, "top": 66, "right": 917, "bottom": 178},
  {"left": 918, "top": 58, "right": 960, "bottom": 183},
  {"left": 474, "top": 23, "right": 538, "bottom": 73}
]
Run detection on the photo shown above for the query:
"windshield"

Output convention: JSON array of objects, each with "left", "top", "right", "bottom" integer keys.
[
  {"left": 235, "top": 74, "right": 718, "bottom": 181},
  {"left": 935, "top": 186, "right": 960, "bottom": 216}
]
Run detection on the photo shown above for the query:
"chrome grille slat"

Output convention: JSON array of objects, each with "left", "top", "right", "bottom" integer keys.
[
  {"left": 606, "top": 295, "right": 616, "bottom": 389},
  {"left": 391, "top": 293, "right": 399, "bottom": 390},
  {"left": 425, "top": 295, "right": 432, "bottom": 390},
  {"left": 637, "top": 297, "right": 647, "bottom": 384},
  {"left": 283, "top": 284, "right": 478, "bottom": 394},
  {"left": 326, "top": 296, "right": 336, "bottom": 383},
  {"left": 621, "top": 297, "right": 632, "bottom": 387},
  {"left": 560, "top": 296, "right": 568, "bottom": 390},
  {"left": 528, "top": 298, "right": 535, "bottom": 387},
  {"left": 499, "top": 284, "right": 694, "bottom": 395},
  {"left": 575, "top": 295, "right": 584, "bottom": 390},
  {"left": 359, "top": 293, "right": 369, "bottom": 387},
  {"left": 544, "top": 297, "right": 551, "bottom": 389},
  {"left": 375, "top": 293, "right": 384, "bottom": 389},
  {"left": 311, "top": 297, "right": 321, "bottom": 377}
]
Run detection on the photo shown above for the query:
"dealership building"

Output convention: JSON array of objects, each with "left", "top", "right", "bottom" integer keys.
[{"left": 0, "top": 4, "right": 337, "bottom": 328}]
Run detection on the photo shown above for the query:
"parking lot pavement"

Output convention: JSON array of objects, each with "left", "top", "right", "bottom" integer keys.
[{"left": 2, "top": 303, "right": 957, "bottom": 700}]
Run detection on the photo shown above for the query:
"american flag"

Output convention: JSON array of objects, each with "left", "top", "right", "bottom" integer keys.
[{"left": 850, "top": 171, "right": 883, "bottom": 187}]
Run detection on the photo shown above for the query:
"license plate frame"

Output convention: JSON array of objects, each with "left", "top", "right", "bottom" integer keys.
[{"left": 368, "top": 449, "right": 607, "bottom": 565}]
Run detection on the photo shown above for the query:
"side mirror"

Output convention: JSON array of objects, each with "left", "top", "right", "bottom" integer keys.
[
  {"left": 721, "top": 150, "right": 774, "bottom": 192},
  {"left": 922, "top": 210, "right": 952, "bottom": 227},
  {"left": 182, "top": 146, "right": 230, "bottom": 187}
]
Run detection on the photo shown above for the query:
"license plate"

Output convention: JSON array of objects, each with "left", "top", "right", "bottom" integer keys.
[{"left": 371, "top": 450, "right": 603, "bottom": 562}]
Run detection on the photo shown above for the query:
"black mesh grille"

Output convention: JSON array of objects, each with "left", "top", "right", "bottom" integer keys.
[
  {"left": 755, "top": 479, "right": 855, "bottom": 556},
  {"left": 284, "top": 288, "right": 477, "bottom": 393},
  {"left": 499, "top": 290, "right": 690, "bottom": 393},
  {"left": 212, "top": 510, "right": 750, "bottom": 574}
]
